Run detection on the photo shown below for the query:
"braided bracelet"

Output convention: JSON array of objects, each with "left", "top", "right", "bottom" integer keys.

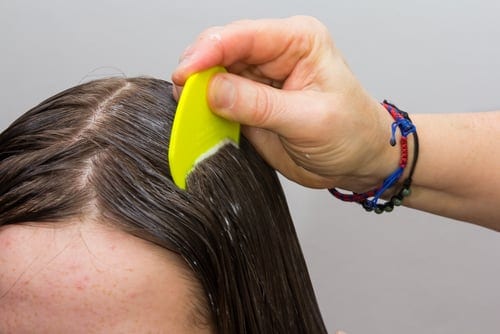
[{"left": 329, "top": 100, "right": 419, "bottom": 214}]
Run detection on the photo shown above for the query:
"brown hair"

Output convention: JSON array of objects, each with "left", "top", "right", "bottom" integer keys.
[{"left": 0, "top": 77, "right": 327, "bottom": 333}]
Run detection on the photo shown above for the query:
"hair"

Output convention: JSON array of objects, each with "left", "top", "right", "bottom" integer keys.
[{"left": 0, "top": 77, "right": 327, "bottom": 333}]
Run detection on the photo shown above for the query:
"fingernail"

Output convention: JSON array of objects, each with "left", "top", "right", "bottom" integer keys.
[
  {"left": 172, "top": 84, "right": 182, "bottom": 101},
  {"left": 178, "top": 45, "right": 196, "bottom": 68},
  {"left": 178, "top": 56, "right": 192, "bottom": 70},
  {"left": 210, "top": 76, "right": 236, "bottom": 111},
  {"left": 180, "top": 44, "right": 194, "bottom": 60}
]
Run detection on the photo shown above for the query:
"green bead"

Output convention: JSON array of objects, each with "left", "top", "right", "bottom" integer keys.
[
  {"left": 392, "top": 197, "right": 402, "bottom": 206},
  {"left": 374, "top": 207, "right": 383, "bottom": 214},
  {"left": 384, "top": 205, "right": 394, "bottom": 212},
  {"left": 401, "top": 188, "right": 412, "bottom": 197}
]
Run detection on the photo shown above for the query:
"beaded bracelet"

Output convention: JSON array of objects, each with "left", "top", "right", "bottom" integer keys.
[{"left": 329, "top": 101, "right": 419, "bottom": 214}]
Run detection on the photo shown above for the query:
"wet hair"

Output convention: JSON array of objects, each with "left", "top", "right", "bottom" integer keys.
[{"left": 0, "top": 77, "right": 327, "bottom": 333}]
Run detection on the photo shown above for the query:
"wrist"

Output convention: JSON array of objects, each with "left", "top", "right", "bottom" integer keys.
[
  {"left": 357, "top": 100, "right": 401, "bottom": 191},
  {"left": 330, "top": 100, "right": 419, "bottom": 213}
]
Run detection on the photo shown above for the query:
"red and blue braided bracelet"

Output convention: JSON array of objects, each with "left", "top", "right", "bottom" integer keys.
[{"left": 329, "top": 100, "right": 419, "bottom": 214}]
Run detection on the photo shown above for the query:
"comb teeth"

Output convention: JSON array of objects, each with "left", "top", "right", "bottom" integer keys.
[{"left": 168, "top": 66, "right": 240, "bottom": 190}]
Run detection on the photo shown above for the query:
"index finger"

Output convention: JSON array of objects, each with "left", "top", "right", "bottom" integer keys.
[{"left": 171, "top": 16, "right": 326, "bottom": 86}]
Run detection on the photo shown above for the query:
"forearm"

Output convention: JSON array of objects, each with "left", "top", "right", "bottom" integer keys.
[{"left": 402, "top": 111, "right": 500, "bottom": 230}]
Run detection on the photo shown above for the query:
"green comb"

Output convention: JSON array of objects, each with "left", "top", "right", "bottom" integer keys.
[{"left": 169, "top": 66, "right": 240, "bottom": 190}]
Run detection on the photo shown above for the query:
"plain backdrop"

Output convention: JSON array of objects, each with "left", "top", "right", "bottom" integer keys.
[{"left": 1, "top": 1, "right": 499, "bottom": 333}]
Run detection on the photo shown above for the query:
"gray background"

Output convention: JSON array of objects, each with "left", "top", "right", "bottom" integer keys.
[{"left": 1, "top": 0, "right": 499, "bottom": 333}]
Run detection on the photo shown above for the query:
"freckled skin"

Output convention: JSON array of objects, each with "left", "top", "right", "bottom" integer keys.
[{"left": 0, "top": 220, "right": 212, "bottom": 333}]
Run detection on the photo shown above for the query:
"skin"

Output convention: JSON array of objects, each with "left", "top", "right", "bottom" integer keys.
[
  {"left": 172, "top": 15, "right": 500, "bottom": 230},
  {"left": 0, "top": 219, "right": 212, "bottom": 334}
]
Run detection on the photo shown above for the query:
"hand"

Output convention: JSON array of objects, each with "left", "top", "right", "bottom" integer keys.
[{"left": 172, "top": 16, "right": 395, "bottom": 191}]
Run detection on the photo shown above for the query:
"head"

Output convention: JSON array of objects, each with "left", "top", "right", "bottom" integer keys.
[{"left": 0, "top": 77, "right": 326, "bottom": 333}]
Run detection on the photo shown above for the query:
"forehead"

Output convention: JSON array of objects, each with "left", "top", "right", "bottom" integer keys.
[{"left": 0, "top": 220, "right": 210, "bottom": 333}]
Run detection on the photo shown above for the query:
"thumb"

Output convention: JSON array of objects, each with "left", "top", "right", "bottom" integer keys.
[{"left": 207, "top": 73, "right": 329, "bottom": 139}]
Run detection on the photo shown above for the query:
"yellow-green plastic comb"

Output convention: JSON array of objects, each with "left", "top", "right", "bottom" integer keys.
[{"left": 169, "top": 66, "right": 240, "bottom": 190}]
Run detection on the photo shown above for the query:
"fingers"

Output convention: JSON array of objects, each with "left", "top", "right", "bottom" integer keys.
[
  {"left": 171, "top": 16, "right": 330, "bottom": 86},
  {"left": 243, "top": 126, "right": 331, "bottom": 188},
  {"left": 207, "top": 72, "right": 334, "bottom": 140},
  {"left": 241, "top": 127, "right": 290, "bottom": 171}
]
